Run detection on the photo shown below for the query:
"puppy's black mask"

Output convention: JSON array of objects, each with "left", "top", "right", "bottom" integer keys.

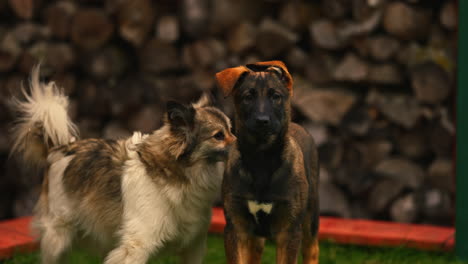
[{"left": 233, "top": 66, "right": 290, "bottom": 143}]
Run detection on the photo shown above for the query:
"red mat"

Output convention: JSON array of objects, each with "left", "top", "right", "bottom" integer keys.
[{"left": 0, "top": 208, "right": 455, "bottom": 259}]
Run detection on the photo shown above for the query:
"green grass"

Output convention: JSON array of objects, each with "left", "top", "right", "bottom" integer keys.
[{"left": 5, "top": 235, "right": 466, "bottom": 264}]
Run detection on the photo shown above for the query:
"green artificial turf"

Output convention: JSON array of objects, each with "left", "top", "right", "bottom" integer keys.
[{"left": 4, "top": 235, "right": 466, "bottom": 264}]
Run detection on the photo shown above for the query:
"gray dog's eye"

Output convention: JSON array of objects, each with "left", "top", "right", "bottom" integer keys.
[{"left": 213, "top": 131, "right": 225, "bottom": 141}]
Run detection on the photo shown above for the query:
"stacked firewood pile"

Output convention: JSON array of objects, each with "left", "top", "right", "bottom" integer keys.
[{"left": 0, "top": 0, "right": 457, "bottom": 226}]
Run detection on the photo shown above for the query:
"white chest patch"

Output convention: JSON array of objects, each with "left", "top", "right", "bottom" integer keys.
[{"left": 247, "top": 200, "right": 274, "bottom": 223}]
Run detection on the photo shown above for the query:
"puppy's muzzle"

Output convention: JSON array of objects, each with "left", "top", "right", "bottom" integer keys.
[{"left": 255, "top": 115, "right": 270, "bottom": 127}]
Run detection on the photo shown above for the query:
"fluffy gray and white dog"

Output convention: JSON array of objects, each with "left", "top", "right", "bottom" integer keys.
[{"left": 10, "top": 67, "right": 235, "bottom": 264}]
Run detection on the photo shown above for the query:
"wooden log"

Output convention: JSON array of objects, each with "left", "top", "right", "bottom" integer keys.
[
  {"left": 440, "top": 1, "right": 457, "bottom": 31},
  {"left": 350, "top": 200, "right": 372, "bottom": 219},
  {"left": 43, "top": 1, "right": 76, "bottom": 39},
  {"left": 227, "top": 22, "right": 256, "bottom": 54},
  {"left": 109, "top": 74, "right": 160, "bottom": 118},
  {"left": 180, "top": 0, "right": 210, "bottom": 38},
  {"left": 352, "top": 0, "right": 383, "bottom": 21},
  {"left": 140, "top": 38, "right": 180, "bottom": 73},
  {"left": 428, "top": 25, "right": 449, "bottom": 51},
  {"left": 411, "top": 62, "right": 451, "bottom": 104},
  {"left": 256, "top": 18, "right": 298, "bottom": 58},
  {"left": 11, "top": 22, "right": 50, "bottom": 45},
  {"left": 375, "top": 158, "right": 425, "bottom": 189},
  {"left": 429, "top": 120, "right": 453, "bottom": 157},
  {"left": 3, "top": 74, "right": 26, "bottom": 98},
  {"left": 360, "top": 140, "right": 393, "bottom": 169},
  {"left": 183, "top": 38, "right": 226, "bottom": 68},
  {"left": 17, "top": 42, "right": 75, "bottom": 74},
  {"left": 351, "top": 36, "right": 370, "bottom": 58},
  {"left": 304, "top": 52, "right": 335, "bottom": 84},
  {"left": 279, "top": 1, "right": 316, "bottom": 31},
  {"left": 0, "top": 0, "right": 7, "bottom": 13},
  {"left": 76, "top": 118, "right": 101, "bottom": 139},
  {"left": 333, "top": 53, "right": 368, "bottom": 82},
  {"left": 117, "top": 0, "right": 155, "bottom": 47},
  {"left": 13, "top": 187, "right": 40, "bottom": 217},
  {"left": 103, "top": 122, "right": 131, "bottom": 140},
  {"left": 0, "top": 125, "right": 8, "bottom": 152},
  {"left": 71, "top": 8, "right": 114, "bottom": 50},
  {"left": 368, "top": 179, "right": 405, "bottom": 215},
  {"left": 85, "top": 46, "right": 128, "bottom": 79},
  {"left": 368, "top": 63, "right": 403, "bottom": 85},
  {"left": 418, "top": 188, "right": 452, "bottom": 225},
  {"left": 301, "top": 122, "right": 328, "bottom": 146},
  {"left": 383, "top": 2, "right": 431, "bottom": 40},
  {"left": 310, "top": 20, "right": 346, "bottom": 50},
  {"left": 77, "top": 80, "right": 112, "bottom": 118},
  {"left": 292, "top": 77, "right": 357, "bottom": 125},
  {"left": 320, "top": 181, "right": 351, "bottom": 217},
  {"left": 341, "top": 106, "right": 374, "bottom": 136},
  {"left": 284, "top": 47, "right": 308, "bottom": 73},
  {"left": 396, "top": 125, "right": 430, "bottom": 159},
  {"left": 339, "top": 10, "right": 381, "bottom": 39},
  {"left": 127, "top": 105, "right": 162, "bottom": 134},
  {"left": 209, "top": 0, "right": 241, "bottom": 34},
  {"left": 8, "top": 0, "right": 36, "bottom": 19},
  {"left": 192, "top": 69, "right": 215, "bottom": 92},
  {"left": 17, "top": 42, "right": 49, "bottom": 75},
  {"left": 318, "top": 140, "right": 344, "bottom": 170},
  {"left": 51, "top": 72, "right": 76, "bottom": 95},
  {"left": 0, "top": 99, "right": 8, "bottom": 121},
  {"left": 321, "top": 0, "right": 350, "bottom": 19},
  {"left": 366, "top": 90, "right": 422, "bottom": 129},
  {"left": 428, "top": 158, "right": 454, "bottom": 194},
  {"left": 45, "top": 43, "right": 75, "bottom": 72},
  {"left": 148, "top": 75, "right": 201, "bottom": 103},
  {"left": 390, "top": 193, "right": 419, "bottom": 223},
  {"left": 368, "top": 35, "right": 400, "bottom": 61},
  {"left": 156, "top": 15, "right": 179, "bottom": 43},
  {"left": 0, "top": 31, "right": 21, "bottom": 72}
]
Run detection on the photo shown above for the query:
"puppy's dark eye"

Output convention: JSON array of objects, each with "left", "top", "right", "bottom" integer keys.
[
  {"left": 213, "top": 131, "right": 225, "bottom": 141},
  {"left": 271, "top": 93, "right": 281, "bottom": 102},
  {"left": 243, "top": 94, "right": 254, "bottom": 103}
]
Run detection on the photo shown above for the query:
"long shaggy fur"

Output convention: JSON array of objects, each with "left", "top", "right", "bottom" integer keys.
[
  {"left": 10, "top": 67, "right": 236, "bottom": 264},
  {"left": 10, "top": 66, "right": 78, "bottom": 167}
]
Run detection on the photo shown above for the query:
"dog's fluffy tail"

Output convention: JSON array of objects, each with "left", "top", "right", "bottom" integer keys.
[{"left": 10, "top": 66, "right": 78, "bottom": 167}]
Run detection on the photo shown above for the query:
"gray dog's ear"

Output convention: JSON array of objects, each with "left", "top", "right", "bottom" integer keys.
[
  {"left": 193, "top": 93, "right": 212, "bottom": 108},
  {"left": 215, "top": 66, "right": 250, "bottom": 98},
  {"left": 166, "top": 101, "right": 195, "bottom": 129},
  {"left": 254, "top": 60, "right": 293, "bottom": 96}
]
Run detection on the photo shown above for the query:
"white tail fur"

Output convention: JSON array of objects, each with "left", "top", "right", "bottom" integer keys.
[{"left": 10, "top": 65, "right": 78, "bottom": 167}]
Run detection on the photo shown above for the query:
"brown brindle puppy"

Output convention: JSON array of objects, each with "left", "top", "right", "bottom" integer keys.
[{"left": 216, "top": 61, "right": 320, "bottom": 264}]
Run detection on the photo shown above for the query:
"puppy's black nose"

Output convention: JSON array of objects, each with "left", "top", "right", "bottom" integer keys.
[{"left": 255, "top": 115, "right": 270, "bottom": 126}]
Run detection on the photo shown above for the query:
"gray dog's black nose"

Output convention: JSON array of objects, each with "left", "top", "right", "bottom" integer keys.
[{"left": 255, "top": 115, "right": 270, "bottom": 126}]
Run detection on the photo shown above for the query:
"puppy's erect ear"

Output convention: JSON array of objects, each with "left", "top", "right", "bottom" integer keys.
[
  {"left": 215, "top": 66, "right": 250, "bottom": 97},
  {"left": 254, "top": 60, "right": 293, "bottom": 95},
  {"left": 166, "top": 101, "right": 195, "bottom": 129}
]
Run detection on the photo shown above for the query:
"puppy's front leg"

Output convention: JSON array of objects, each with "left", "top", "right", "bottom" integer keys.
[
  {"left": 225, "top": 223, "right": 265, "bottom": 264},
  {"left": 275, "top": 228, "right": 302, "bottom": 264}
]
